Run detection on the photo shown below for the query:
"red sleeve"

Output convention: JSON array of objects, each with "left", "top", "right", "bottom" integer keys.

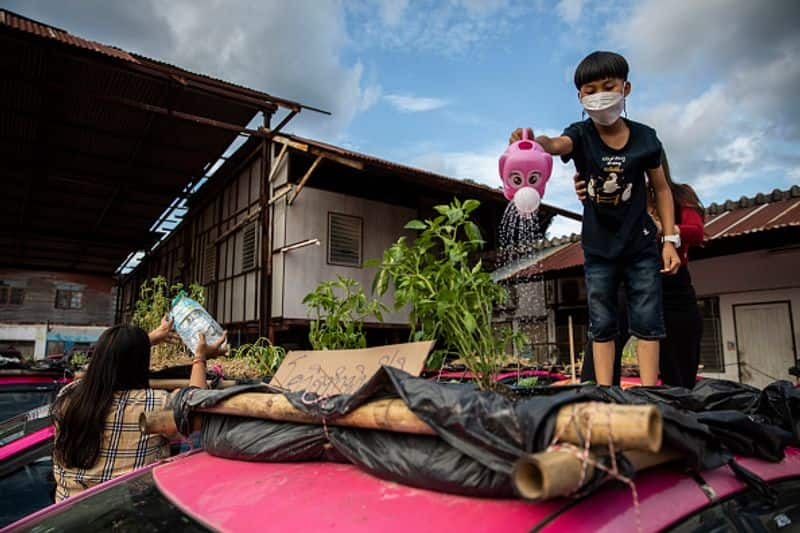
[{"left": 678, "top": 207, "right": 705, "bottom": 247}]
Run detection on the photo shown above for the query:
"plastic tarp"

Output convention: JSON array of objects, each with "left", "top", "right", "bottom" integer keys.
[{"left": 172, "top": 367, "right": 800, "bottom": 498}]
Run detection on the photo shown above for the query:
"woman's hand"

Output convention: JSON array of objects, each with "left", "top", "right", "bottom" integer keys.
[
  {"left": 148, "top": 315, "right": 180, "bottom": 346},
  {"left": 574, "top": 173, "right": 587, "bottom": 201},
  {"left": 193, "top": 331, "right": 228, "bottom": 361}
]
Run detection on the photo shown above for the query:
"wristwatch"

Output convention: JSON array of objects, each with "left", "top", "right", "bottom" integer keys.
[{"left": 662, "top": 233, "right": 681, "bottom": 248}]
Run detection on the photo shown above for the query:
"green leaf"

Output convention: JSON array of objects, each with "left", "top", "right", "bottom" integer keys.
[
  {"left": 463, "top": 199, "right": 480, "bottom": 213},
  {"left": 433, "top": 205, "right": 449, "bottom": 216},
  {"left": 404, "top": 220, "right": 427, "bottom": 230},
  {"left": 464, "top": 221, "right": 482, "bottom": 243}
]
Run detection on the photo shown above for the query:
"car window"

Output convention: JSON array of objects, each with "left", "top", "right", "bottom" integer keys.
[
  {"left": 20, "top": 470, "right": 210, "bottom": 532},
  {"left": 0, "top": 449, "right": 54, "bottom": 527},
  {"left": 670, "top": 477, "right": 800, "bottom": 532}
]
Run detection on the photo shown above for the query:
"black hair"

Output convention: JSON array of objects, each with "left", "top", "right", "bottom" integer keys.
[
  {"left": 53, "top": 324, "right": 151, "bottom": 469},
  {"left": 648, "top": 150, "right": 705, "bottom": 222},
  {"left": 574, "top": 51, "right": 629, "bottom": 90}
]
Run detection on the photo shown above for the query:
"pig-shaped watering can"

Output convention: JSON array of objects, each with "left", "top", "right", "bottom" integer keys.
[{"left": 499, "top": 129, "right": 553, "bottom": 216}]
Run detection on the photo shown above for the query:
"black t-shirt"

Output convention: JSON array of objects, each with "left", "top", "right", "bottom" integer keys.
[{"left": 562, "top": 118, "right": 663, "bottom": 259}]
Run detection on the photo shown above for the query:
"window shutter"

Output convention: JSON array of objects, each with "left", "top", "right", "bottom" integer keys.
[
  {"left": 328, "top": 213, "right": 362, "bottom": 267},
  {"left": 241, "top": 222, "right": 257, "bottom": 271},
  {"left": 204, "top": 243, "right": 217, "bottom": 283}
]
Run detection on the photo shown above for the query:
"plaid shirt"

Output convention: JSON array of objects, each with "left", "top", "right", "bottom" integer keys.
[{"left": 53, "top": 385, "right": 172, "bottom": 502}]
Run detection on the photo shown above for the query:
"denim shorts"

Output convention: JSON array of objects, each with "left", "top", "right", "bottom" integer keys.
[{"left": 584, "top": 242, "right": 665, "bottom": 342}]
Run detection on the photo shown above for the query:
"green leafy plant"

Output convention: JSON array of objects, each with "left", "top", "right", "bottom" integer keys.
[
  {"left": 132, "top": 276, "right": 205, "bottom": 361},
  {"left": 515, "top": 376, "right": 539, "bottom": 388},
  {"left": 132, "top": 276, "right": 205, "bottom": 333},
  {"left": 372, "top": 198, "right": 528, "bottom": 390},
  {"left": 303, "top": 276, "right": 387, "bottom": 350},
  {"left": 68, "top": 351, "right": 88, "bottom": 370},
  {"left": 230, "top": 337, "right": 286, "bottom": 377}
]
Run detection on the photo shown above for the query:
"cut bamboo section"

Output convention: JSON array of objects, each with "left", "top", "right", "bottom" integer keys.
[
  {"left": 554, "top": 402, "right": 662, "bottom": 453},
  {"left": 512, "top": 447, "right": 681, "bottom": 501}
]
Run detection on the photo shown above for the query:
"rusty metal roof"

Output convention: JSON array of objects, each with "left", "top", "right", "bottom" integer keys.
[
  {"left": 508, "top": 186, "right": 800, "bottom": 278},
  {"left": 0, "top": 8, "right": 315, "bottom": 275},
  {"left": 0, "top": 9, "right": 137, "bottom": 62},
  {"left": 0, "top": 9, "right": 319, "bottom": 114},
  {"left": 703, "top": 186, "right": 800, "bottom": 239}
]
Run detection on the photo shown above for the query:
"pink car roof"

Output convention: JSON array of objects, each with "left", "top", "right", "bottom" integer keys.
[
  {"left": 7, "top": 447, "right": 800, "bottom": 533},
  {"left": 153, "top": 453, "right": 565, "bottom": 532}
]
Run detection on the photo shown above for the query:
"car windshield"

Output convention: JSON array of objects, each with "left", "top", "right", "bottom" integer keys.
[
  {"left": 0, "top": 386, "right": 57, "bottom": 422},
  {"left": 16, "top": 469, "right": 210, "bottom": 532}
]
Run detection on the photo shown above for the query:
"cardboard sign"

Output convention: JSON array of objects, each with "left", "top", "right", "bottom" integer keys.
[{"left": 270, "top": 341, "right": 435, "bottom": 396}]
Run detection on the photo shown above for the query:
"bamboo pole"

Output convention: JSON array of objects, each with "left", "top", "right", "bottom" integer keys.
[
  {"left": 142, "top": 395, "right": 661, "bottom": 455},
  {"left": 148, "top": 379, "right": 238, "bottom": 390},
  {"left": 512, "top": 447, "right": 681, "bottom": 501},
  {"left": 554, "top": 402, "right": 662, "bottom": 453},
  {"left": 568, "top": 315, "right": 576, "bottom": 383},
  {"left": 141, "top": 395, "right": 435, "bottom": 436}
]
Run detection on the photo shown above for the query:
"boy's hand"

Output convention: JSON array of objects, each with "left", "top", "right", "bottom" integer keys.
[
  {"left": 573, "top": 173, "right": 587, "bottom": 201},
  {"left": 508, "top": 128, "right": 534, "bottom": 144},
  {"left": 660, "top": 243, "right": 681, "bottom": 275}
]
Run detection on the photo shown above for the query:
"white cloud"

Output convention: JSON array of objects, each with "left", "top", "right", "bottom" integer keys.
[
  {"left": 378, "top": 0, "right": 409, "bottom": 26},
  {"left": 358, "top": 82, "right": 383, "bottom": 112},
  {"left": 346, "top": 0, "right": 528, "bottom": 56},
  {"left": 616, "top": 0, "right": 800, "bottom": 202},
  {"left": 556, "top": 0, "right": 584, "bottom": 24},
  {"left": 385, "top": 94, "right": 450, "bottom": 113}
]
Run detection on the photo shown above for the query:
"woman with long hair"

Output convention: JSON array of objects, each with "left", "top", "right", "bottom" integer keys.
[
  {"left": 52, "top": 317, "right": 226, "bottom": 501},
  {"left": 578, "top": 150, "right": 705, "bottom": 387}
]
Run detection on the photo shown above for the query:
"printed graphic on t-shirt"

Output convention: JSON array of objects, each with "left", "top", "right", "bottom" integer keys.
[{"left": 586, "top": 155, "right": 633, "bottom": 207}]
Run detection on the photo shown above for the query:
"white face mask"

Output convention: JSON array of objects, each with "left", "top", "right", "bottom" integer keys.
[{"left": 581, "top": 91, "right": 625, "bottom": 126}]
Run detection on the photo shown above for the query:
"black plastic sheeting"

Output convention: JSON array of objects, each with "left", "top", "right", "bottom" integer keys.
[{"left": 171, "top": 367, "right": 800, "bottom": 498}]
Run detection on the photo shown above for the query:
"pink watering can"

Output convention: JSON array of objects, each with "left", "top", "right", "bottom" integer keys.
[{"left": 499, "top": 129, "right": 553, "bottom": 215}]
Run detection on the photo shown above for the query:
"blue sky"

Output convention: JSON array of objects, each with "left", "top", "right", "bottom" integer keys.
[{"left": 6, "top": 0, "right": 799, "bottom": 238}]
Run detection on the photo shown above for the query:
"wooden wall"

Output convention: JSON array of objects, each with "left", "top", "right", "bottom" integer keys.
[
  {"left": 118, "top": 143, "right": 264, "bottom": 341},
  {"left": 0, "top": 269, "right": 115, "bottom": 326}
]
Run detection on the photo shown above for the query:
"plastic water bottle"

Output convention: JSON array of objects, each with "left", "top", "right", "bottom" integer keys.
[{"left": 170, "top": 293, "right": 224, "bottom": 354}]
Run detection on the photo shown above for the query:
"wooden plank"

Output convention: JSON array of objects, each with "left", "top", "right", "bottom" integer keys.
[
  {"left": 288, "top": 155, "right": 323, "bottom": 206},
  {"left": 313, "top": 148, "right": 363, "bottom": 170},
  {"left": 268, "top": 143, "right": 288, "bottom": 183},
  {"left": 272, "top": 135, "right": 309, "bottom": 152},
  {"left": 268, "top": 184, "right": 293, "bottom": 205}
]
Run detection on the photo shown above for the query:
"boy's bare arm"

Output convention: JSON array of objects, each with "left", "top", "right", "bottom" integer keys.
[
  {"left": 647, "top": 165, "right": 681, "bottom": 274},
  {"left": 535, "top": 134, "right": 573, "bottom": 156},
  {"left": 508, "top": 128, "right": 573, "bottom": 156}
]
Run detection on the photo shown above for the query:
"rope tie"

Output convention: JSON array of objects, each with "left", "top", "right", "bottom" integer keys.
[{"left": 546, "top": 402, "right": 642, "bottom": 533}]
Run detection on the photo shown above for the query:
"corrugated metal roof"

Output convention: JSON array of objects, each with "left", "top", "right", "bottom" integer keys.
[
  {"left": 704, "top": 188, "right": 800, "bottom": 239},
  {"left": 0, "top": 9, "right": 307, "bottom": 274},
  {"left": 507, "top": 186, "right": 800, "bottom": 278},
  {"left": 0, "top": 9, "right": 316, "bottom": 114},
  {"left": 0, "top": 9, "right": 138, "bottom": 62}
]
